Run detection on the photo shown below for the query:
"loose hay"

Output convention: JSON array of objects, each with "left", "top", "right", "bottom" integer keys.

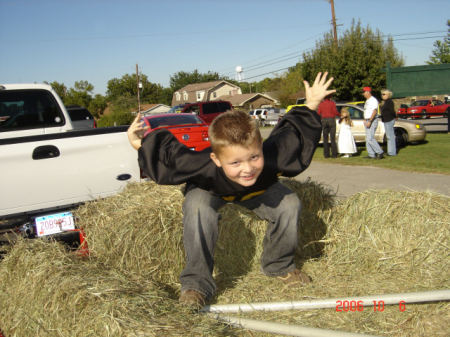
[{"left": 0, "top": 180, "right": 449, "bottom": 336}]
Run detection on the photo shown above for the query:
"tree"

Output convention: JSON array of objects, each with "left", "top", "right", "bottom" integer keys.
[
  {"left": 427, "top": 20, "right": 450, "bottom": 64},
  {"left": 43, "top": 81, "right": 68, "bottom": 102},
  {"left": 88, "top": 94, "right": 108, "bottom": 118},
  {"left": 299, "top": 20, "right": 405, "bottom": 101},
  {"left": 65, "top": 80, "right": 94, "bottom": 108},
  {"left": 169, "top": 70, "right": 221, "bottom": 92},
  {"left": 273, "top": 65, "right": 305, "bottom": 107},
  {"left": 158, "top": 87, "right": 174, "bottom": 106},
  {"left": 106, "top": 73, "right": 164, "bottom": 108}
]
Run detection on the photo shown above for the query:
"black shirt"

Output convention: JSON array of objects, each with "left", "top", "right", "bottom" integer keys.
[{"left": 138, "top": 106, "right": 321, "bottom": 201}]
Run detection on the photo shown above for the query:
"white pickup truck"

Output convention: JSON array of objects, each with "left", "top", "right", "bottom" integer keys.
[{"left": 0, "top": 84, "right": 140, "bottom": 244}]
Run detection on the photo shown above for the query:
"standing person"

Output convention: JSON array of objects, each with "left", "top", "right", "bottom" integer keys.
[
  {"left": 380, "top": 89, "right": 398, "bottom": 156},
  {"left": 317, "top": 94, "right": 340, "bottom": 158},
  {"left": 362, "top": 87, "right": 384, "bottom": 159},
  {"left": 127, "top": 72, "right": 335, "bottom": 308},
  {"left": 337, "top": 108, "right": 357, "bottom": 158}
]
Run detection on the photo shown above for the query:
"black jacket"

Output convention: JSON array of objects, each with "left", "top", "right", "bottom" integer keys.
[
  {"left": 380, "top": 98, "right": 397, "bottom": 123},
  {"left": 138, "top": 106, "right": 321, "bottom": 201}
]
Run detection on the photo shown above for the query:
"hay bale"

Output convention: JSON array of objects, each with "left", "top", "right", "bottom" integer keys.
[
  {"left": 1, "top": 181, "right": 449, "bottom": 336},
  {"left": 73, "top": 178, "right": 334, "bottom": 286}
]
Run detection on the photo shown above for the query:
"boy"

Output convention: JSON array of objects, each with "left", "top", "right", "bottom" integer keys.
[{"left": 128, "top": 72, "right": 335, "bottom": 307}]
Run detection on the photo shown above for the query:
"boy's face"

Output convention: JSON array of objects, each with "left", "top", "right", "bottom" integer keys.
[{"left": 210, "top": 140, "right": 264, "bottom": 187}]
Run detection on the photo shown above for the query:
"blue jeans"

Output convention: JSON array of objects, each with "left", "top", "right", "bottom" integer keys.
[
  {"left": 365, "top": 118, "right": 383, "bottom": 157},
  {"left": 180, "top": 182, "right": 301, "bottom": 299},
  {"left": 384, "top": 119, "right": 396, "bottom": 156}
]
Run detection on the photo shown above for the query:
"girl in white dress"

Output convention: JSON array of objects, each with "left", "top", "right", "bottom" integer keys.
[{"left": 338, "top": 108, "right": 357, "bottom": 158}]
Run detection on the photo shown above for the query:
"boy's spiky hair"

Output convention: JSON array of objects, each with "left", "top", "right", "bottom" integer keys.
[{"left": 209, "top": 110, "right": 262, "bottom": 155}]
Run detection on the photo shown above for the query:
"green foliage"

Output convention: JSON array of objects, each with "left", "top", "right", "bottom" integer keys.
[
  {"left": 274, "top": 65, "right": 305, "bottom": 108},
  {"left": 106, "top": 73, "right": 164, "bottom": 106},
  {"left": 300, "top": 20, "right": 405, "bottom": 101},
  {"left": 169, "top": 70, "right": 221, "bottom": 92},
  {"left": 44, "top": 81, "right": 68, "bottom": 102},
  {"left": 110, "top": 94, "right": 136, "bottom": 114},
  {"left": 88, "top": 94, "right": 108, "bottom": 118},
  {"left": 158, "top": 87, "right": 174, "bottom": 106},
  {"left": 65, "top": 80, "right": 94, "bottom": 108},
  {"left": 96, "top": 111, "right": 135, "bottom": 127},
  {"left": 427, "top": 20, "right": 450, "bottom": 64}
]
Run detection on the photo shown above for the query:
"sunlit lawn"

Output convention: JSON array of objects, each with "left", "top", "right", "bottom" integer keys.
[{"left": 312, "top": 133, "right": 450, "bottom": 175}]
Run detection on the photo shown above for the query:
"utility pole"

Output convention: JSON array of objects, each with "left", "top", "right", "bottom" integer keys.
[
  {"left": 136, "top": 63, "right": 140, "bottom": 113},
  {"left": 328, "top": 0, "right": 338, "bottom": 48}
]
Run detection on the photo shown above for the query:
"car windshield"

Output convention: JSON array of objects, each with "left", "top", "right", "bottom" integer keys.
[
  {"left": 410, "top": 101, "right": 428, "bottom": 107},
  {"left": 166, "top": 105, "right": 186, "bottom": 114},
  {"left": 147, "top": 115, "right": 203, "bottom": 128}
]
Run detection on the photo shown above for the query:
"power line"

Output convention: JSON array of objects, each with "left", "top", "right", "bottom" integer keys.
[{"left": 222, "top": 31, "right": 447, "bottom": 82}]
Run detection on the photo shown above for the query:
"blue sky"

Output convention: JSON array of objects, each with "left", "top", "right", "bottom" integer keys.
[{"left": 0, "top": 0, "right": 448, "bottom": 96}]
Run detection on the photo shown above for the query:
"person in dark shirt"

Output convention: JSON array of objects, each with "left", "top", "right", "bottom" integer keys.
[
  {"left": 380, "top": 89, "right": 398, "bottom": 156},
  {"left": 317, "top": 94, "right": 340, "bottom": 158},
  {"left": 127, "top": 72, "right": 336, "bottom": 307}
]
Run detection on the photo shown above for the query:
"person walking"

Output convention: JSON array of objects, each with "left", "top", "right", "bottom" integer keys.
[
  {"left": 362, "top": 87, "right": 384, "bottom": 160},
  {"left": 380, "top": 89, "right": 398, "bottom": 156},
  {"left": 317, "top": 94, "right": 340, "bottom": 158}
]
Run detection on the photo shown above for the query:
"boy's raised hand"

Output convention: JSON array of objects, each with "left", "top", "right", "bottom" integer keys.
[
  {"left": 304, "top": 72, "right": 336, "bottom": 111},
  {"left": 127, "top": 113, "right": 150, "bottom": 150}
]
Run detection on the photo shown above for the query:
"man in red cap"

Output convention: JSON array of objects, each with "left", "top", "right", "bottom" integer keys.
[{"left": 363, "top": 87, "right": 384, "bottom": 159}]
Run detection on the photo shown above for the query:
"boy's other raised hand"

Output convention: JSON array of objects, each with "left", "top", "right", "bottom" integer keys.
[
  {"left": 304, "top": 72, "right": 336, "bottom": 111},
  {"left": 127, "top": 113, "right": 150, "bottom": 150}
]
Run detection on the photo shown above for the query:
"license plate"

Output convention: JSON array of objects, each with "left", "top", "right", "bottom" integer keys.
[{"left": 35, "top": 212, "right": 75, "bottom": 237}]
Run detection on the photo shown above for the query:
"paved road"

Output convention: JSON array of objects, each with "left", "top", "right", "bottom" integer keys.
[{"left": 295, "top": 162, "right": 450, "bottom": 198}]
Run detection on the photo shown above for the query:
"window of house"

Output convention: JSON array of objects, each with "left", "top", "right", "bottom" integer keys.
[
  {"left": 183, "top": 92, "right": 188, "bottom": 100},
  {"left": 197, "top": 93, "right": 201, "bottom": 100},
  {"left": 213, "top": 92, "right": 217, "bottom": 98},
  {"left": 176, "top": 92, "right": 180, "bottom": 101}
]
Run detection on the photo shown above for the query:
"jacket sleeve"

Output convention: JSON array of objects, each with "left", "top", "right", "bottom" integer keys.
[
  {"left": 138, "top": 129, "right": 213, "bottom": 185},
  {"left": 264, "top": 106, "right": 322, "bottom": 177}
]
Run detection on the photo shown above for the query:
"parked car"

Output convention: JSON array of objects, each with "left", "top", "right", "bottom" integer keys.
[
  {"left": 65, "top": 105, "right": 96, "bottom": 129},
  {"left": 178, "top": 101, "right": 232, "bottom": 124},
  {"left": 397, "top": 103, "right": 411, "bottom": 115},
  {"left": 249, "top": 108, "right": 282, "bottom": 126},
  {"left": 333, "top": 103, "right": 426, "bottom": 147},
  {"left": 142, "top": 113, "right": 210, "bottom": 151},
  {"left": 286, "top": 102, "right": 427, "bottom": 148},
  {"left": 406, "top": 99, "right": 450, "bottom": 119}
]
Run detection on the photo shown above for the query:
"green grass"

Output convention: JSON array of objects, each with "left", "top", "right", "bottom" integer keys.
[{"left": 312, "top": 133, "right": 450, "bottom": 175}]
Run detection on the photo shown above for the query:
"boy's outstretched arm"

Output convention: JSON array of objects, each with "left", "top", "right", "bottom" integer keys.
[
  {"left": 304, "top": 72, "right": 336, "bottom": 111},
  {"left": 127, "top": 113, "right": 150, "bottom": 150}
]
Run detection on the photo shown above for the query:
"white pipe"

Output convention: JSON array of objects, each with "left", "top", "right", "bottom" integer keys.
[
  {"left": 202, "top": 289, "right": 450, "bottom": 313},
  {"left": 211, "top": 314, "right": 379, "bottom": 337}
]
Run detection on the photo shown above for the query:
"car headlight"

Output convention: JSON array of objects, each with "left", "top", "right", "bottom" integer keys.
[{"left": 415, "top": 124, "right": 423, "bottom": 129}]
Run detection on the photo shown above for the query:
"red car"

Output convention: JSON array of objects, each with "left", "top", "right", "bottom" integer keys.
[
  {"left": 406, "top": 99, "right": 450, "bottom": 119},
  {"left": 142, "top": 113, "right": 210, "bottom": 151}
]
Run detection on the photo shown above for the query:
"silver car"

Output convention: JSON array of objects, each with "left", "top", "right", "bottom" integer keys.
[{"left": 332, "top": 103, "right": 427, "bottom": 147}]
